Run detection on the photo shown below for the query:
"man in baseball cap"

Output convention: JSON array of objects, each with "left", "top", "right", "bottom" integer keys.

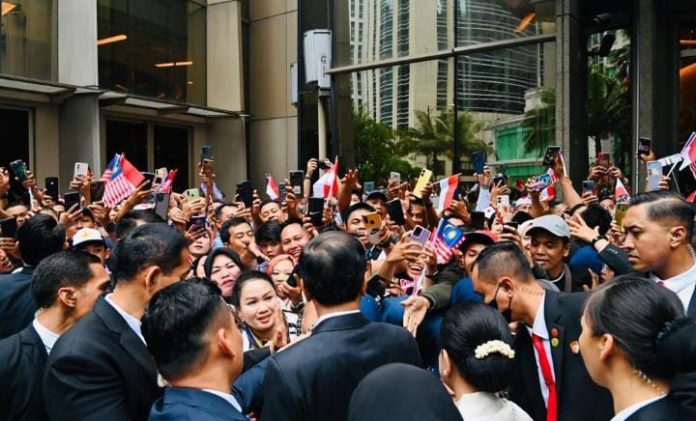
[
  {"left": 71, "top": 228, "right": 109, "bottom": 265},
  {"left": 527, "top": 215, "right": 578, "bottom": 292}
]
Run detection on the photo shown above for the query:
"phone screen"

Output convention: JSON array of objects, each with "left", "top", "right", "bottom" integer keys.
[
  {"left": 308, "top": 198, "right": 324, "bottom": 226},
  {"left": 647, "top": 161, "right": 662, "bottom": 191}
]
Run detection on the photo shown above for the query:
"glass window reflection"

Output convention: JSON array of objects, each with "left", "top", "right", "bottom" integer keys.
[{"left": 0, "top": 0, "right": 55, "bottom": 80}]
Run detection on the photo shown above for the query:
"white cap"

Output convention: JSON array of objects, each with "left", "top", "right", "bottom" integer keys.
[
  {"left": 72, "top": 228, "right": 105, "bottom": 248},
  {"left": 528, "top": 215, "right": 570, "bottom": 239}
]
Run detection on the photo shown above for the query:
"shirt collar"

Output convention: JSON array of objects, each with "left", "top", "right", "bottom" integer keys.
[
  {"left": 105, "top": 293, "right": 145, "bottom": 344},
  {"left": 32, "top": 318, "right": 60, "bottom": 354},
  {"left": 649, "top": 260, "right": 696, "bottom": 294},
  {"left": 202, "top": 389, "right": 243, "bottom": 413},
  {"left": 312, "top": 310, "right": 361, "bottom": 330},
  {"left": 610, "top": 395, "right": 665, "bottom": 421},
  {"left": 526, "top": 291, "right": 548, "bottom": 340}
]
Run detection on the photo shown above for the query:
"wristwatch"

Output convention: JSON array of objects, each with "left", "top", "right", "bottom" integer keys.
[{"left": 591, "top": 235, "right": 606, "bottom": 246}]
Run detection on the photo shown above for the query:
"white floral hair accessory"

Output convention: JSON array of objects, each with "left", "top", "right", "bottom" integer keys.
[{"left": 474, "top": 340, "right": 516, "bottom": 360}]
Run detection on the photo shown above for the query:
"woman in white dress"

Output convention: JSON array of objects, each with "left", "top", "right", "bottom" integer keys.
[{"left": 439, "top": 302, "right": 533, "bottom": 421}]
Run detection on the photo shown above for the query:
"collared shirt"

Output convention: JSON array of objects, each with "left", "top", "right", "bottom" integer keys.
[
  {"left": 525, "top": 292, "right": 555, "bottom": 407},
  {"left": 312, "top": 310, "right": 361, "bottom": 330},
  {"left": 105, "top": 293, "right": 145, "bottom": 344},
  {"left": 610, "top": 395, "right": 665, "bottom": 421},
  {"left": 650, "top": 261, "right": 696, "bottom": 312},
  {"left": 32, "top": 318, "right": 60, "bottom": 354},
  {"left": 202, "top": 389, "right": 243, "bottom": 414}
]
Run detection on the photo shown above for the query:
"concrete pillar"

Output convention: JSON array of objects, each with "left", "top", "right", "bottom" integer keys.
[
  {"left": 207, "top": 0, "right": 245, "bottom": 111},
  {"left": 556, "top": 0, "right": 587, "bottom": 186}
]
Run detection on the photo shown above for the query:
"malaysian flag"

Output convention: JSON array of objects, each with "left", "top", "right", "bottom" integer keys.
[
  {"left": 102, "top": 153, "right": 120, "bottom": 182},
  {"left": 103, "top": 155, "right": 144, "bottom": 208},
  {"left": 431, "top": 219, "right": 465, "bottom": 264}
]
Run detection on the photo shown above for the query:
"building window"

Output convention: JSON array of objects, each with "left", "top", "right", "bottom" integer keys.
[
  {"left": 396, "top": 64, "right": 409, "bottom": 128},
  {"left": 0, "top": 0, "right": 55, "bottom": 81},
  {"left": 97, "top": 0, "right": 206, "bottom": 106},
  {"left": 379, "top": 67, "right": 393, "bottom": 124},
  {"left": 397, "top": 0, "right": 409, "bottom": 56}
]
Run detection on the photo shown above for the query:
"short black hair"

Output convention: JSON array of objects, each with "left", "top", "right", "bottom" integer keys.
[
  {"left": 260, "top": 199, "right": 280, "bottom": 208},
  {"left": 472, "top": 242, "right": 534, "bottom": 285},
  {"left": 440, "top": 302, "right": 515, "bottom": 392},
  {"left": 142, "top": 279, "right": 229, "bottom": 381},
  {"left": 230, "top": 270, "right": 276, "bottom": 307},
  {"left": 256, "top": 220, "right": 282, "bottom": 245},
  {"left": 510, "top": 211, "right": 533, "bottom": 225},
  {"left": 214, "top": 202, "right": 237, "bottom": 220},
  {"left": 115, "top": 210, "right": 165, "bottom": 239},
  {"left": 111, "top": 223, "right": 187, "bottom": 284},
  {"left": 204, "top": 248, "right": 245, "bottom": 280},
  {"left": 279, "top": 218, "right": 304, "bottom": 236},
  {"left": 297, "top": 231, "right": 366, "bottom": 305},
  {"left": 579, "top": 204, "right": 612, "bottom": 236},
  {"left": 219, "top": 217, "right": 251, "bottom": 244},
  {"left": 584, "top": 275, "right": 693, "bottom": 379},
  {"left": 629, "top": 191, "right": 695, "bottom": 239},
  {"left": 17, "top": 214, "right": 65, "bottom": 266},
  {"left": 341, "top": 202, "right": 375, "bottom": 225},
  {"left": 32, "top": 251, "right": 101, "bottom": 308}
]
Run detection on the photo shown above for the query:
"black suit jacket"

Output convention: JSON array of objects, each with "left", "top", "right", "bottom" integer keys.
[
  {"left": 0, "top": 267, "right": 36, "bottom": 339},
  {"left": 44, "top": 297, "right": 161, "bottom": 421},
  {"left": 261, "top": 312, "right": 421, "bottom": 421},
  {"left": 511, "top": 291, "right": 613, "bottom": 421},
  {"left": 0, "top": 324, "right": 49, "bottom": 420},
  {"left": 667, "top": 289, "right": 696, "bottom": 417},
  {"left": 626, "top": 395, "right": 685, "bottom": 421}
]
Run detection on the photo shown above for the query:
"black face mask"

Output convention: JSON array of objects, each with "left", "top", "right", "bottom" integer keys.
[{"left": 488, "top": 284, "right": 514, "bottom": 323}]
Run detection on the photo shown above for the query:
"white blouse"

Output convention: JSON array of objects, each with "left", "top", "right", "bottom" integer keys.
[{"left": 455, "top": 391, "right": 533, "bottom": 421}]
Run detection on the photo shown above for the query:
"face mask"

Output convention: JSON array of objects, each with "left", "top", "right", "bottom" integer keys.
[{"left": 488, "top": 284, "right": 514, "bottom": 323}]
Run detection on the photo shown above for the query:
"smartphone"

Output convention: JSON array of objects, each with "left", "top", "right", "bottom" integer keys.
[
  {"left": 64, "top": 192, "right": 80, "bottom": 211},
  {"left": 289, "top": 170, "right": 304, "bottom": 196},
  {"left": 386, "top": 199, "right": 406, "bottom": 226},
  {"left": 597, "top": 152, "right": 611, "bottom": 168},
  {"left": 504, "top": 221, "right": 519, "bottom": 229},
  {"left": 472, "top": 151, "right": 486, "bottom": 174},
  {"left": 236, "top": 180, "right": 254, "bottom": 208},
  {"left": 493, "top": 175, "right": 506, "bottom": 187},
  {"left": 315, "top": 158, "right": 330, "bottom": 170},
  {"left": 362, "top": 212, "right": 383, "bottom": 245},
  {"left": 638, "top": 137, "right": 651, "bottom": 157},
  {"left": 286, "top": 266, "right": 299, "bottom": 288},
  {"left": 184, "top": 188, "right": 200, "bottom": 203},
  {"left": 9, "top": 160, "right": 27, "bottom": 182},
  {"left": 531, "top": 172, "right": 553, "bottom": 192},
  {"left": 390, "top": 172, "right": 401, "bottom": 185},
  {"left": 470, "top": 211, "right": 486, "bottom": 230},
  {"left": 615, "top": 204, "right": 629, "bottom": 230},
  {"left": 278, "top": 182, "right": 287, "bottom": 202},
  {"left": 410, "top": 225, "right": 432, "bottom": 245},
  {"left": 45, "top": 177, "right": 59, "bottom": 200},
  {"left": 308, "top": 197, "right": 324, "bottom": 226},
  {"left": 582, "top": 180, "right": 595, "bottom": 194},
  {"left": 497, "top": 195, "right": 510, "bottom": 207},
  {"left": 0, "top": 217, "right": 18, "bottom": 238},
  {"left": 647, "top": 161, "right": 662, "bottom": 191},
  {"left": 89, "top": 181, "right": 105, "bottom": 203},
  {"left": 498, "top": 164, "right": 507, "bottom": 176},
  {"left": 73, "top": 162, "right": 89, "bottom": 178},
  {"left": 155, "top": 167, "right": 168, "bottom": 182},
  {"left": 364, "top": 181, "right": 375, "bottom": 193},
  {"left": 187, "top": 215, "right": 207, "bottom": 231},
  {"left": 542, "top": 146, "right": 561, "bottom": 167},
  {"left": 154, "top": 193, "right": 171, "bottom": 221},
  {"left": 413, "top": 168, "right": 433, "bottom": 199},
  {"left": 142, "top": 172, "right": 156, "bottom": 185},
  {"left": 201, "top": 145, "right": 213, "bottom": 162}
]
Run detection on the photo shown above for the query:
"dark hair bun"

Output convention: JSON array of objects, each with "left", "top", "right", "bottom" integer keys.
[{"left": 656, "top": 317, "right": 696, "bottom": 374}]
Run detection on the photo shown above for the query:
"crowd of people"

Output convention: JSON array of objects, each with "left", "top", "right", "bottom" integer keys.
[{"left": 0, "top": 148, "right": 695, "bottom": 421}]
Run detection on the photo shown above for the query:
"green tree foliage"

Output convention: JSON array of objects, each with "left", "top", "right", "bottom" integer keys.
[{"left": 523, "top": 88, "right": 556, "bottom": 156}]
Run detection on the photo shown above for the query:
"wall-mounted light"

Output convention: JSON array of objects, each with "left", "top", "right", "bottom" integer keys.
[
  {"left": 97, "top": 34, "right": 128, "bottom": 46},
  {"left": 155, "top": 61, "right": 193, "bottom": 68},
  {"left": 1, "top": 2, "right": 17, "bottom": 16}
]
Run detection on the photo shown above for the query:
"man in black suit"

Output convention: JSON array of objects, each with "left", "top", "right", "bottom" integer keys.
[
  {"left": 0, "top": 214, "right": 65, "bottom": 338},
  {"left": 471, "top": 242, "right": 613, "bottom": 421},
  {"left": 0, "top": 251, "right": 109, "bottom": 421},
  {"left": 44, "top": 223, "right": 191, "bottom": 421},
  {"left": 261, "top": 231, "right": 421, "bottom": 421},
  {"left": 623, "top": 191, "right": 696, "bottom": 415},
  {"left": 143, "top": 280, "right": 248, "bottom": 420}
]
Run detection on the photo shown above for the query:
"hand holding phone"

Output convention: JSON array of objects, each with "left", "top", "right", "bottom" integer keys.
[
  {"left": 10, "top": 160, "right": 27, "bottom": 182},
  {"left": 362, "top": 212, "right": 383, "bottom": 245},
  {"left": 73, "top": 162, "right": 89, "bottom": 178},
  {"left": 410, "top": 225, "right": 432, "bottom": 246},
  {"left": 289, "top": 171, "right": 304, "bottom": 196},
  {"left": 638, "top": 137, "right": 651, "bottom": 157},
  {"left": 542, "top": 146, "right": 561, "bottom": 167},
  {"left": 413, "top": 168, "right": 433, "bottom": 199},
  {"left": 236, "top": 181, "right": 253, "bottom": 208},
  {"left": 646, "top": 161, "right": 662, "bottom": 192}
]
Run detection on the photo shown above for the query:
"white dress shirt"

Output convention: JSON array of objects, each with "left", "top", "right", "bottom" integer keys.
[
  {"left": 455, "top": 391, "right": 533, "bottom": 421},
  {"left": 312, "top": 310, "right": 361, "bottom": 330},
  {"left": 650, "top": 261, "right": 696, "bottom": 313},
  {"left": 32, "top": 318, "right": 60, "bottom": 354},
  {"left": 202, "top": 389, "right": 243, "bottom": 413},
  {"left": 610, "top": 395, "right": 665, "bottom": 421},
  {"left": 105, "top": 293, "right": 145, "bottom": 344},
  {"left": 525, "top": 292, "right": 555, "bottom": 407}
]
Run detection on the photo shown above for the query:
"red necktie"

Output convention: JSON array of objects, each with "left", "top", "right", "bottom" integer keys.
[{"left": 532, "top": 333, "right": 558, "bottom": 421}]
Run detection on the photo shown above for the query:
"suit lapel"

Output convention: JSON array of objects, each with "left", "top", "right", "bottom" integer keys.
[
  {"left": 687, "top": 290, "right": 696, "bottom": 317},
  {"left": 94, "top": 298, "right": 158, "bottom": 379},
  {"left": 19, "top": 325, "right": 47, "bottom": 372},
  {"left": 544, "top": 292, "right": 564, "bottom": 390}
]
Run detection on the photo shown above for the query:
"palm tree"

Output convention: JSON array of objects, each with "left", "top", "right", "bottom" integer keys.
[
  {"left": 586, "top": 70, "right": 630, "bottom": 158},
  {"left": 523, "top": 88, "right": 556, "bottom": 155}
]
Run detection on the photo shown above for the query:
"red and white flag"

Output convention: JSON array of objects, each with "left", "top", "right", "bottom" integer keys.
[
  {"left": 312, "top": 158, "right": 339, "bottom": 198},
  {"left": 158, "top": 169, "right": 178, "bottom": 194},
  {"left": 266, "top": 174, "right": 280, "bottom": 200},
  {"left": 678, "top": 131, "right": 696, "bottom": 178},
  {"left": 436, "top": 174, "right": 460, "bottom": 214},
  {"left": 103, "top": 155, "right": 145, "bottom": 208},
  {"left": 614, "top": 178, "right": 630, "bottom": 204}
]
